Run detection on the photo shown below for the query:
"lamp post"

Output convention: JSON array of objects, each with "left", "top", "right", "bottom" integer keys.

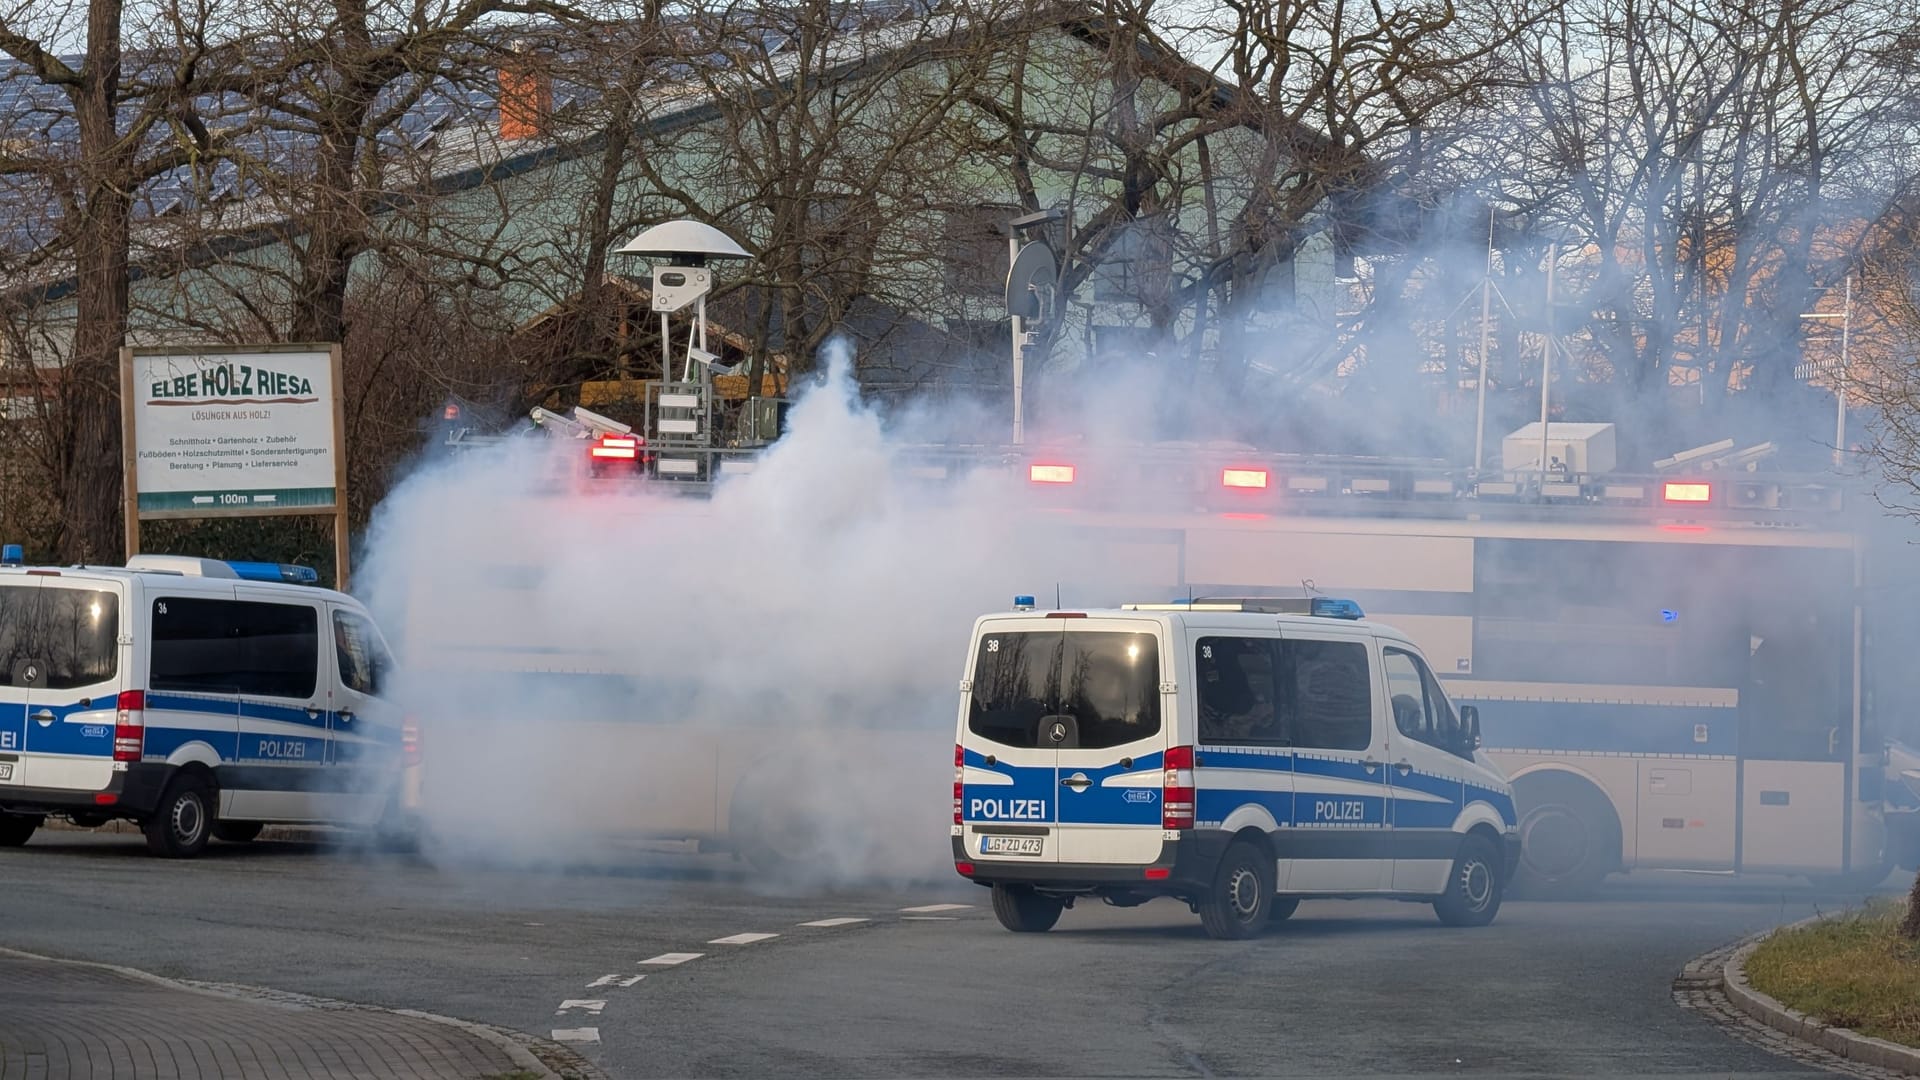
[{"left": 1798, "top": 274, "right": 1852, "bottom": 469}]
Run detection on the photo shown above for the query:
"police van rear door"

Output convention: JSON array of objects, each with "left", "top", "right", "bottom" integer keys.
[
  {"left": 0, "top": 577, "right": 45, "bottom": 785},
  {"left": 960, "top": 617, "right": 1168, "bottom": 868},
  {"left": 1050, "top": 618, "right": 1168, "bottom": 866},
  {"left": 962, "top": 619, "right": 1064, "bottom": 864}
]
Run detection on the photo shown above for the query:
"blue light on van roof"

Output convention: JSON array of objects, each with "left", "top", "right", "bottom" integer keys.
[
  {"left": 1, "top": 543, "right": 21, "bottom": 567},
  {"left": 1309, "top": 597, "right": 1365, "bottom": 620},
  {"left": 227, "top": 560, "right": 320, "bottom": 585},
  {"left": 1013, "top": 595, "right": 1036, "bottom": 611}
]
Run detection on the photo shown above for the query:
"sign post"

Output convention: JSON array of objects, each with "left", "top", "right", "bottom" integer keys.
[{"left": 120, "top": 344, "right": 350, "bottom": 589}]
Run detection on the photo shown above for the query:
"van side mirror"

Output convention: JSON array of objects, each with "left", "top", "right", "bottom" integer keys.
[{"left": 1461, "top": 705, "right": 1481, "bottom": 750}]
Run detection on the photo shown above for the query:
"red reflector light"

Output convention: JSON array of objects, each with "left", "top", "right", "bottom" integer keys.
[
  {"left": 113, "top": 690, "right": 145, "bottom": 763},
  {"left": 1222, "top": 468, "right": 1269, "bottom": 490},
  {"left": 955, "top": 861, "right": 975, "bottom": 876},
  {"left": 94, "top": 793, "right": 118, "bottom": 805},
  {"left": 954, "top": 744, "right": 965, "bottom": 825},
  {"left": 1029, "top": 463, "right": 1075, "bottom": 484},
  {"left": 1143, "top": 867, "right": 1172, "bottom": 880},
  {"left": 1663, "top": 481, "right": 1711, "bottom": 504}
]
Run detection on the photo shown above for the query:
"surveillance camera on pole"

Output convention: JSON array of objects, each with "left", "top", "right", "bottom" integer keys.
[
  {"left": 615, "top": 220, "right": 751, "bottom": 384},
  {"left": 687, "top": 345, "right": 741, "bottom": 377}
]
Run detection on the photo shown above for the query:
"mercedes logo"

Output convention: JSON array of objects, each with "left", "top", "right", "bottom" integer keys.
[
  {"left": 1048, "top": 721, "right": 1068, "bottom": 744},
  {"left": 22, "top": 665, "right": 37, "bottom": 683}
]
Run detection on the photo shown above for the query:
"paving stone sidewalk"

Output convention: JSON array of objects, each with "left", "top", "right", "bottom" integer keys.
[{"left": 0, "top": 950, "right": 552, "bottom": 1079}]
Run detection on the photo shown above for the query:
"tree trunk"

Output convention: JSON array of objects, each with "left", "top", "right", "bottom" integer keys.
[{"left": 58, "top": 0, "right": 132, "bottom": 564}]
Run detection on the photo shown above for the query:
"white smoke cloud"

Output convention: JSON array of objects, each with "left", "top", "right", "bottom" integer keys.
[{"left": 356, "top": 340, "right": 1157, "bottom": 885}]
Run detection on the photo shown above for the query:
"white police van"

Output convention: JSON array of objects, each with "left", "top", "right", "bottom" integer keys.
[
  {"left": 953, "top": 596, "right": 1521, "bottom": 938},
  {"left": 0, "top": 548, "right": 408, "bottom": 857}
]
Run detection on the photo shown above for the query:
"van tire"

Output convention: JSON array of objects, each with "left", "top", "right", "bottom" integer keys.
[
  {"left": 1199, "top": 841, "right": 1272, "bottom": 939},
  {"left": 991, "top": 884, "right": 1064, "bottom": 932},
  {"left": 143, "top": 774, "right": 214, "bottom": 858},
  {"left": 1268, "top": 897, "right": 1300, "bottom": 924},
  {"left": 0, "top": 813, "right": 40, "bottom": 847},
  {"left": 1434, "top": 834, "right": 1504, "bottom": 927},
  {"left": 213, "top": 822, "right": 263, "bottom": 844}
]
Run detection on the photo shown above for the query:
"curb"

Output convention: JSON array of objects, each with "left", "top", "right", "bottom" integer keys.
[
  {"left": 0, "top": 944, "right": 603, "bottom": 1079},
  {"left": 1720, "top": 914, "right": 1920, "bottom": 1076}
]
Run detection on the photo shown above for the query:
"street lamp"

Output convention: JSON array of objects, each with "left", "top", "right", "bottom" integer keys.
[{"left": 1798, "top": 274, "right": 1852, "bottom": 469}]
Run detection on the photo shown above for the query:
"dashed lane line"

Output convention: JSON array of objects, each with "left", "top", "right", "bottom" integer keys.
[
  {"left": 899, "top": 903, "right": 972, "bottom": 913},
  {"left": 903, "top": 916, "right": 959, "bottom": 921},
  {"left": 797, "top": 917, "right": 869, "bottom": 927},
  {"left": 708, "top": 932, "right": 780, "bottom": 945},
  {"left": 639, "top": 952, "right": 704, "bottom": 966},
  {"left": 552, "top": 1027, "right": 601, "bottom": 1044},
  {"left": 556, "top": 1000, "right": 606, "bottom": 1016},
  {"left": 588, "top": 974, "right": 645, "bottom": 988}
]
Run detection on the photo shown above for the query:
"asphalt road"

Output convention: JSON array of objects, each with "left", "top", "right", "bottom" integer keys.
[{"left": 1, "top": 831, "right": 1908, "bottom": 1079}]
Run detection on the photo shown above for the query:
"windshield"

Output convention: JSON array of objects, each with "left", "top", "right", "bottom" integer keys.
[{"left": 967, "top": 628, "right": 1160, "bottom": 749}]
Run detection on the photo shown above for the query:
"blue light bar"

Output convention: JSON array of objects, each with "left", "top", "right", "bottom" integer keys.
[
  {"left": 1, "top": 543, "right": 21, "bottom": 567},
  {"left": 1309, "top": 597, "right": 1365, "bottom": 620},
  {"left": 1013, "top": 595, "right": 1036, "bottom": 611},
  {"left": 227, "top": 560, "right": 320, "bottom": 586}
]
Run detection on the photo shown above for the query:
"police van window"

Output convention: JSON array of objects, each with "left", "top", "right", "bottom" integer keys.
[
  {"left": 969, "top": 630, "right": 1160, "bottom": 749},
  {"left": 1289, "top": 639, "right": 1372, "bottom": 752},
  {"left": 1383, "top": 649, "right": 1433, "bottom": 742},
  {"left": 0, "top": 585, "right": 119, "bottom": 689},
  {"left": 1197, "top": 637, "right": 1284, "bottom": 744},
  {"left": 333, "top": 611, "right": 391, "bottom": 697},
  {"left": 151, "top": 598, "right": 318, "bottom": 699}
]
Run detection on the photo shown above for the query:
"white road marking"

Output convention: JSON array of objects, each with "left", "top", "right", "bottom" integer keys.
[
  {"left": 552, "top": 1028, "right": 600, "bottom": 1043},
  {"left": 798, "top": 917, "right": 869, "bottom": 928},
  {"left": 899, "top": 904, "right": 971, "bottom": 913},
  {"left": 556, "top": 1000, "right": 605, "bottom": 1016},
  {"left": 903, "top": 916, "right": 959, "bottom": 921},
  {"left": 586, "top": 973, "right": 646, "bottom": 988},
  {"left": 708, "top": 932, "right": 779, "bottom": 945},
  {"left": 639, "top": 952, "right": 704, "bottom": 966}
]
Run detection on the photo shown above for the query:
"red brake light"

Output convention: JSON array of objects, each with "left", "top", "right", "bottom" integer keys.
[
  {"left": 113, "top": 690, "right": 145, "bottom": 762},
  {"left": 955, "top": 861, "right": 975, "bottom": 876},
  {"left": 1663, "top": 481, "right": 1711, "bottom": 504},
  {"left": 402, "top": 717, "right": 421, "bottom": 768},
  {"left": 1143, "top": 867, "right": 1172, "bottom": 880},
  {"left": 1162, "top": 745, "right": 1195, "bottom": 830},
  {"left": 953, "top": 744, "right": 965, "bottom": 825},
  {"left": 590, "top": 435, "right": 643, "bottom": 460},
  {"left": 1222, "top": 468, "right": 1269, "bottom": 490},
  {"left": 1029, "top": 463, "right": 1075, "bottom": 484}
]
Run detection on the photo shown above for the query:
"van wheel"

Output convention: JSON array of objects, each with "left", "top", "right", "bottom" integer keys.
[
  {"left": 213, "top": 822, "right": 263, "bottom": 844},
  {"left": 0, "top": 813, "right": 41, "bottom": 847},
  {"left": 1268, "top": 897, "right": 1300, "bottom": 925},
  {"left": 1434, "top": 835, "right": 1505, "bottom": 927},
  {"left": 991, "top": 884, "right": 1065, "bottom": 932},
  {"left": 143, "top": 774, "right": 214, "bottom": 858},
  {"left": 1199, "top": 842, "right": 1271, "bottom": 939}
]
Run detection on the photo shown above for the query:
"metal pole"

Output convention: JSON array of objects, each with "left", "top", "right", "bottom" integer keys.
[
  {"left": 661, "top": 311, "right": 670, "bottom": 378},
  {"left": 1010, "top": 234, "right": 1024, "bottom": 446},
  {"left": 1836, "top": 274, "right": 1851, "bottom": 468},
  {"left": 1539, "top": 242, "right": 1555, "bottom": 483},
  {"left": 1473, "top": 207, "right": 1494, "bottom": 473}
]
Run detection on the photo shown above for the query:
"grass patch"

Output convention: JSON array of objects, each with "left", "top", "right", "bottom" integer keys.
[{"left": 1744, "top": 899, "right": 1920, "bottom": 1048}]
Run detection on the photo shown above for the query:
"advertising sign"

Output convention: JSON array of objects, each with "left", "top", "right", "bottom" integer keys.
[{"left": 125, "top": 347, "right": 339, "bottom": 515}]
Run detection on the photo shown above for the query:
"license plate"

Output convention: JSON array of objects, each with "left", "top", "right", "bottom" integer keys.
[
  {"left": 0, "top": 763, "right": 12, "bottom": 782},
  {"left": 979, "top": 835, "right": 1043, "bottom": 857}
]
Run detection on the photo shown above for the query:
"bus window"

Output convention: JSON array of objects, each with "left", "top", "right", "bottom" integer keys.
[{"left": 1742, "top": 609, "right": 1848, "bottom": 762}]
